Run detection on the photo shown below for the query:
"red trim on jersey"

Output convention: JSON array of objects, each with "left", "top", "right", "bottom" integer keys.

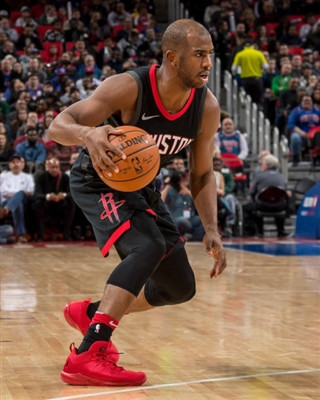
[
  {"left": 101, "top": 220, "right": 131, "bottom": 257},
  {"left": 146, "top": 208, "right": 157, "bottom": 217},
  {"left": 149, "top": 64, "right": 196, "bottom": 121}
]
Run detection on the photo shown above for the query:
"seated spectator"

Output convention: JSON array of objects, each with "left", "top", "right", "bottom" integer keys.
[
  {"left": 22, "top": 57, "right": 47, "bottom": 84},
  {"left": 40, "top": 109, "right": 56, "bottom": 143},
  {"left": 3, "top": 78, "right": 25, "bottom": 106},
  {"left": 15, "top": 126, "right": 47, "bottom": 173},
  {"left": 44, "top": 19, "right": 65, "bottom": 43},
  {"left": 161, "top": 170, "right": 204, "bottom": 242},
  {"left": 10, "top": 108, "right": 28, "bottom": 139},
  {"left": 275, "top": 76, "right": 300, "bottom": 134},
  {"left": 107, "top": 2, "right": 131, "bottom": 29},
  {"left": 76, "top": 72, "right": 100, "bottom": 99},
  {"left": 242, "top": 154, "right": 291, "bottom": 237},
  {"left": 299, "top": 12, "right": 320, "bottom": 43},
  {"left": 77, "top": 54, "right": 102, "bottom": 80},
  {"left": 300, "top": 62, "right": 314, "bottom": 88},
  {"left": 0, "top": 17, "right": 18, "bottom": 43},
  {"left": 16, "top": 111, "right": 43, "bottom": 138},
  {"left": 38, "top": 4, "right": 58, "bottom": 26},
  {"left": 0, "top": 39, "right": 18, "bottom": 60},
  {"left": 6, "top": 98, "right": 27, "bottom": 125},
  {"left": 305, "top": 23, "right": 320, "bottom": 50},
  {"left": 63, "top": 7, "right": 86, "bottom": 33},
  {"left": 215, "top": 117, "right": 248, "bottom": 160},
  {"left": 213, "top": 156, "right": 238, "bottom": 236},
  {"left": 0, "top": 153, "right": 34, "bottom": 242},
  {"left": 15, "top": 6, "right": 37, "bottom": 29},
  {"left": 0, "top": 57, "right": 13, "bottom": 94},
  {"left": 16, "top": 24, "right": 42, "bottom": 51},
  {"left": 132, "top": 2, "right": 153, "bottom": 28},
  {"left": 0, "top": 131, "right": 14, "bottom": 164},
  {"left": 0, "top": 119, "right": 13, "bottom": 143},
  {"left": 279, "top": 23, "right": 302, "bottom": 47},
  {"left": 25, "top": 74, "right": 43, "bottom": 101},
  {"left": 46, "top": 139, "right": 78, "bottom": 171},
  {"left": 33, "top": 157, "right": 75, "bottom": 241},
  {"left": 287, "top": 95, "right": 320, "bottom": 165},
  {"left": 64, "top": 18, "right": 85, "bottom": 42},
  {"left": 271, "top": 63, "right": 292, "bottom": 101}
]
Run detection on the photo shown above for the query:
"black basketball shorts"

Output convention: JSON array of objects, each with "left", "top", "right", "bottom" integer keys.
[{"left": 69, "top": 150, "right": 185, "bottom": 258}]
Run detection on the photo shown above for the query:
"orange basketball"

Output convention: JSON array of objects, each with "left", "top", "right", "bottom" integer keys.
[{"left": 100, "top": 126, "right": 160, "bottom": 192}]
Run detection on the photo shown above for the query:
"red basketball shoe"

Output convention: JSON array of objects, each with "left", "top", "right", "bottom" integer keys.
[
  {"left": 64, "top": 297, "right": 92, "bottom": 335},
  {"left": 64, "top": 298, "right": 119, "bottom": 362},
  {"left": 61, "top": 341, "right": 147, "bottom": 386}
]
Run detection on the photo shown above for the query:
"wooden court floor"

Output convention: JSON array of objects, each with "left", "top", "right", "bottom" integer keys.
[{"left": 1, "top": 240, "right": 319, "bottom": 400}]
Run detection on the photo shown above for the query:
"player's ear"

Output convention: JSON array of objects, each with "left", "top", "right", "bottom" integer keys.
[{"left": 166, "top": 50, "right": 178, "bottom": 67}]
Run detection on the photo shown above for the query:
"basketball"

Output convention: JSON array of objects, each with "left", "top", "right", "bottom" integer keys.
[{"left": 100, "top": 126, "right": 160, "bottom": 192}]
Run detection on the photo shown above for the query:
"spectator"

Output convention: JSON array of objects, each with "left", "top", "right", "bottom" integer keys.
[
  {"left": 213, "top": 156, "right": 239, "bottom": 235},
  {"left": 287, "top": 95, "right": 320, "bottom": 165},
  {"left": 271, "top": 62, "right": 292, "bottom": 101},
  {"left": 107, "top": 2, "right": 131, "bottom": 29},
  {"left": 15, "top": 6, "right": 37, "bottom": 29},
  {"left": 76, "top": 69, "right": 101, "bottom": 99},
  {"left": 275, "top": 76, "right": 301, "bottom": 134},
  {"left": 33, "top": 157, "right": 74, "bottom": 241},
  {"left": 232, "top": 39, "right": 269, "bottom": 106},
  {"left": 132, "top": 2, "right": 153, "bottom": 28},
  {"left": 291, "top": 54, "right": 303, "bottom": 78},
  {"left": 16, "top": 111, "right": 42, "bottom": 138},
  {"left": 299, "top": 62, "right": 314, "bottom": 88},
  {"left": 10, "top": 108, "right": 28, "bottom": 138},
  {"left": 64, "top": 18, "right": 85, "bottom": 43},
  {"left": 242, "top": 154, "right": 290, "bottom": 237},
  {"left": 275, "top": 43, "right": 290, "bottom": 70},
  {"left": 0, "top": 39, "right": 17, "bottom": 60},
  {"left": 16, "top": 126, "right": 47, "bottom": 173},
  {"left": 0, "top": 153, "right": 34, "bottom": 242},
  {"left": 0, "top": 57, "right": 13, "bottom": 93},
  {"left": 161, "top": 170, "right": 205, "bottom": 242},
  {"left": 22, "top": 57, "right": 47, "bottom": 84},
  {"left": 279, "top": 23, "right": 303, "bottom": 47},
  {"left": 63, "top": 8, "right": 86, "bottom": 33},
  {"left": 40, "top": 109, "right": 55, "bottom": 143},
  {"left": 38, "top": 4, "right": 58, "bottom": 26},
  {"left": 107, "top": 47, "right": 125, "bottom": 74},
  {"left": 3, "top": 78, "right": 25, "bottom": 106},
  {"left": 305, "top": 22, "right": 320, "bottom": 50},
  {"left": 16, "top": 24, "right": 42, "bottom": 51},
  {"left": 0, "top": 17, "right": 18, "bottom": 42},
  {"left": 305, "top": 74, "right": 319, "bottom": 95},
  {"left": 77, "top": 54, "right": 102, "bottom": 80},
  {"left": 252, "top": 149, "right": 270, "bottom": 180},
  {"left": 96, "top": 34, "right": 114, "bottom": 68},
  {"left": 311, "top": 87, "right": 320, "bottom": 110},
  {"left": 0, "top": 130, "right": 14, "bottom": 163},
  {"left": 44, "top": 19, "right": 65, "bottom": 44},
  {"left": 25, "top": 74, "right": 43, "bottom": 101},
  {"left": 256, "top": 1, "right": 278, "bottom": 25},
  {"left": 6, "top": 99, "right": 27, "bottom": 125},
  {"left": 299, "top": 13, "right": 320, "bottom": 43},
  {"left": 215, "top": 117, "right": 248, "bottom": 160}
]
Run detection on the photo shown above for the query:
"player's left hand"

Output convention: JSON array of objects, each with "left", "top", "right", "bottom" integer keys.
[{"left": 203, "top": 231, "right": 227, "bottom": 278}]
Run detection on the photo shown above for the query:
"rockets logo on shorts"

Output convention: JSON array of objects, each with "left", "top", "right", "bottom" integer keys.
[{"left": 99, "top": 193, "right": 125, "bottom": 224}]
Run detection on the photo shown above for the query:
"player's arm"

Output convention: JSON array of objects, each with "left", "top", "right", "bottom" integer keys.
[
  {"left": 189, "top": 90, "right": 226, "bottom": 278},
  {"left": 48, "top": 73, "right": 138, "bottom": 174}
]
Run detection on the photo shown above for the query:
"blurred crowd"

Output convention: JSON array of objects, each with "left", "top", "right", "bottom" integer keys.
[{"left": 0, "top": 0, "right": 319, "bottom": 243}]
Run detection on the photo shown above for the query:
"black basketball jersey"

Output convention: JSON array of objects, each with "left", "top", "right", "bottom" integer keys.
[{"left": 127, "top": 64, "right": 207, "bottom": 166}]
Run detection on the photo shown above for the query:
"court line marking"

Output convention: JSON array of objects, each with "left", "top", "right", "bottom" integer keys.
[{"left": 48, "top": 368, "right": 320, "bottom": 400}]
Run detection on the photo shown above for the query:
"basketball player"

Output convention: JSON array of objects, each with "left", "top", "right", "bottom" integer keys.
[{"left": 49, "top": 19, "right": 227, "bottom": 386}]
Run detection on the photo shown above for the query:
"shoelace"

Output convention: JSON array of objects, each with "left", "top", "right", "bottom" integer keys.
[{"left": 94, "top": 347, "right": 124, "bottom": 371}]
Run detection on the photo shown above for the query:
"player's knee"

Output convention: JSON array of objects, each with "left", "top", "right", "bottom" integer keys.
[{"left": 168, "top": 269, "right": 196, "bottom": 304}]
